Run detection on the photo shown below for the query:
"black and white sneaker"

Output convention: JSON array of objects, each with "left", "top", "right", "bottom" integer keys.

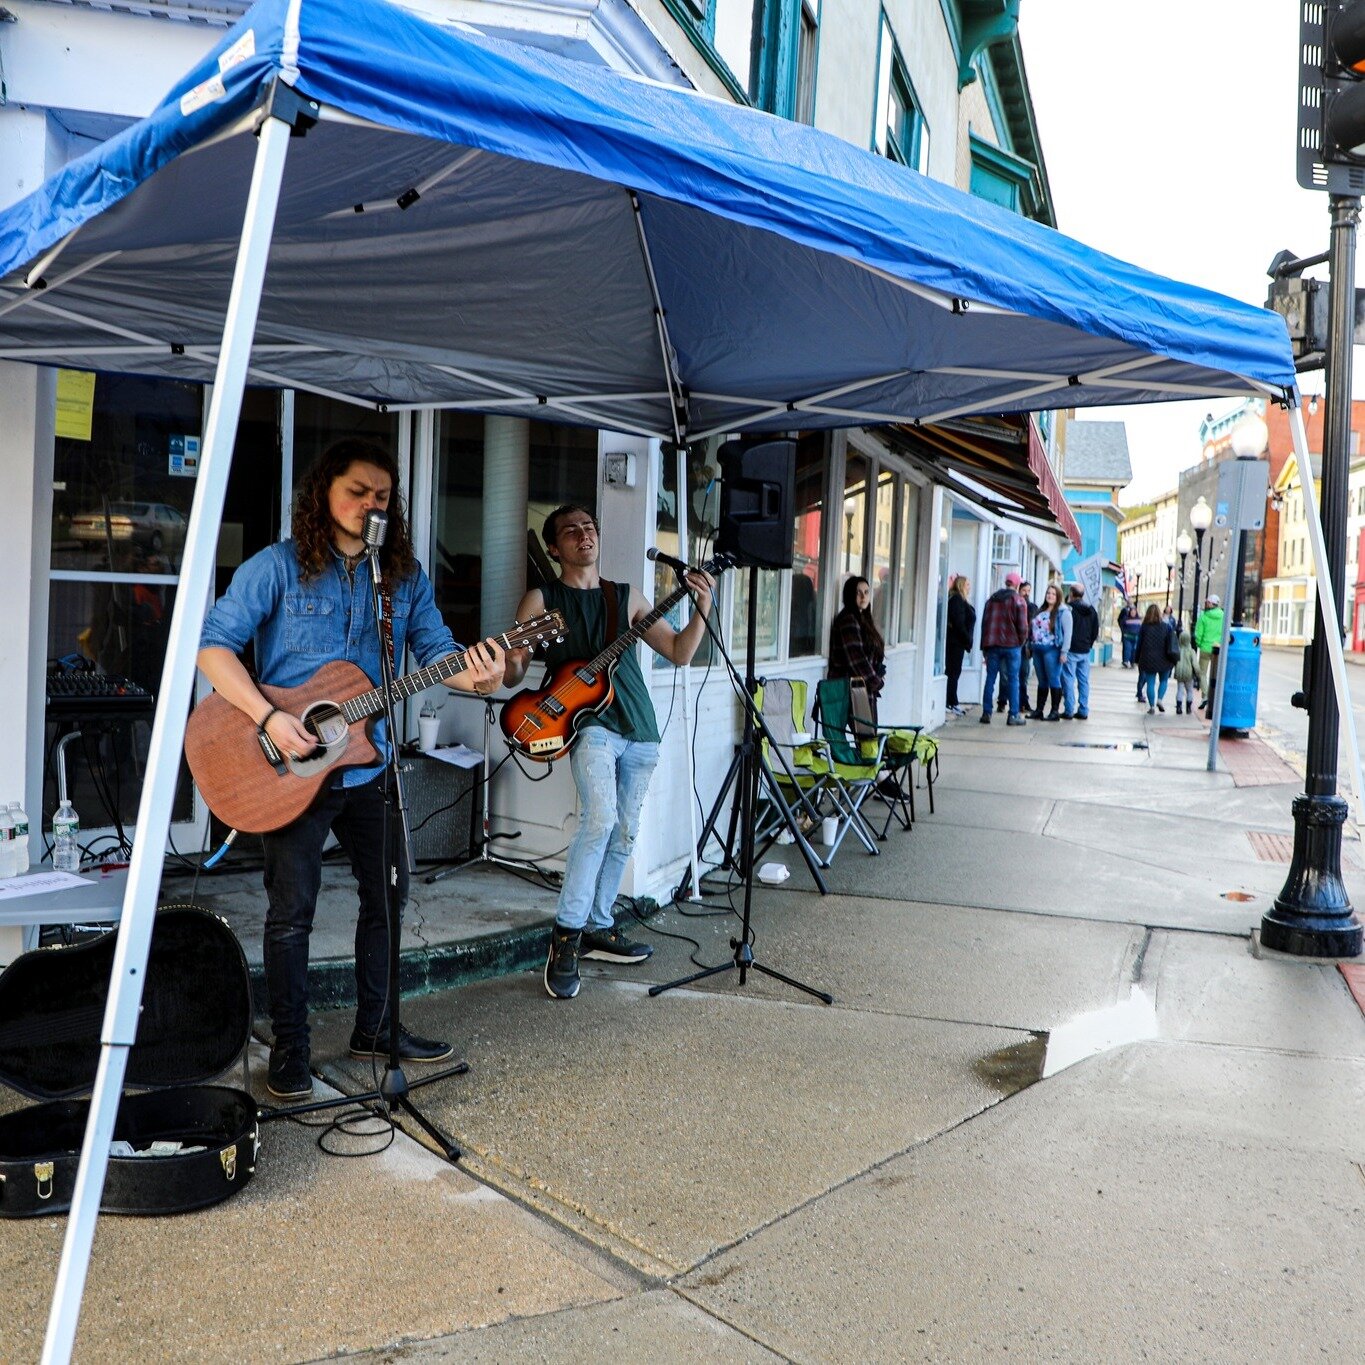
[
  {"left": 266, "top": 1043, "right": 313, "bottom": 1100},
  {"left": 545, "top": 926, "right": 583, "bottom": 998},
  {"left": 581, "top": 925, "right": 654, "bottom": 963}
]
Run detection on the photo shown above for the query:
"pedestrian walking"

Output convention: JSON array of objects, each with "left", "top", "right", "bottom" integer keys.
[
  {"left": 1136, "top": 603, "right": 1177, "bottom": 714},
  {"left": 1118, "top": 601, "right": 1140, "bottom": 668},
  {"left": 1060, "top": 582, "right": 1099, "bottom": 719},
  {"left": 979, "top": 572, "right": 1030, "bottom": 726},
  {"left": 945, "top": 575, "right": 975, "bottom": 716},
  {"left": 1173, "top": 628, "right": 1197, "bottom": 715},
  {"left": 1028, "top": 583, "right": 1067, "bottom": 721}
]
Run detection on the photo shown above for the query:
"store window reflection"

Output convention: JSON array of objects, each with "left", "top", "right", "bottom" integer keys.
[
  {"left": 872, "top": 470, "right": 895, "bottom": 637},
  {"left": 841, "top": 451, "right": 869, "bottom": 581},
  {"left": 896, "top": 482, "right": 920, "bottom": 644},
  {"left": 431, "top": 415, "right": 597, "bottom": 645},
  {"left": 788, "top": 434, "right": 826, "bottom": 657},
  {"left": 654, "top": 442, "right": 716, "bottom": 668}
]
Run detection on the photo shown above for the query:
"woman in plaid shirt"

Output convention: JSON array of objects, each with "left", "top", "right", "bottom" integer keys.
[{"left": 828, "top": 576, "right": 886, "bottom": 721}]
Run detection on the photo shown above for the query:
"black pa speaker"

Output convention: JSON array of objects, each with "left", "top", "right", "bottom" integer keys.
[{"left": 715, "top": 439, "right": 795, "bottom": 569}]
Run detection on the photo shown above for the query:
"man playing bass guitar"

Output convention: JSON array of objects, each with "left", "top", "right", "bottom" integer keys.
[
  {"left": 197, "top": 439, "right": 504, "bottom": 1100},
  {"left": 503, "top": 504, "right": 714, "bottom": 1000}
]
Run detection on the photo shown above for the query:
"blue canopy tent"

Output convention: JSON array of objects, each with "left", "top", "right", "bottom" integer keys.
[{"left": 0, "top": 0, "right": 1328, "bottom": 1356}]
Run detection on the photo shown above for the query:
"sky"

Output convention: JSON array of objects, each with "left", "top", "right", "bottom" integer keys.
[{"left": 1017, "top": 1, "right": 1334, "bottom": 506}]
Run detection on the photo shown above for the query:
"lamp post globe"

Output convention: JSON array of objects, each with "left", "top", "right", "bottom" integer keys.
[
  {"left": 1164, "top": 550, "right": 1176, "bottom": 610},
  {"left": 1190, "top": 496, "right": 1213, "bottom": 623},
  {"left": 1230, "top": 414, "right": 1269, "bottom": 460}
]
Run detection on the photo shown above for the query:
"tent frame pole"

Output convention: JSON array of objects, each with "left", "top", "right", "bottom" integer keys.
[{"left": 42, "top": 100, "right": 300, "bottom": 1365}]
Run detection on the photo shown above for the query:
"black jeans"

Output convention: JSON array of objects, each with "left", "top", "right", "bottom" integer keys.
[
  {"left": 261, "top": 774, "right": 405, "bottom": 1049},
  {"left": 945, "top": 638, "right": 965, "bottom": 706}
]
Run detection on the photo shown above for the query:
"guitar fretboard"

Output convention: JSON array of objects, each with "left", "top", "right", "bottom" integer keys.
[
  {"left": 338, "top": 629, "right": 514, "bottom": 723},
  {"left": 589, "top": 583, "right": 693, "bottom": 673}
]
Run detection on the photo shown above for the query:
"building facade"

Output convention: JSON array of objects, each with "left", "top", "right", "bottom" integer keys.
[{"left": 0, "top": 0, "right": 1067, "bottom": 904}]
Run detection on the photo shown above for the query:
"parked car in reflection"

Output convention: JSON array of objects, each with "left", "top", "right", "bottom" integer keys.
[{"left": 70, "top": 501, "right": 188, "bottom": 553}]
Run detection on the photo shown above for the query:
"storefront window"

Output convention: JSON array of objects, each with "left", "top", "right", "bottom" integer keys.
[
  {"left": 788, "top": 434, "right": 827, "bottom": 657},
  {"left": 291, "top": 391, "right": 399, "bottom": 493},
  {"left": 431, "top": 415, "right": 597, "bottom": 644},
  {"left": 655, "top": 442, "right": 716, "bottom": 668},
  {"left": 732, "top": 566, "right": 781, "bottom": 664},
  {"left": 841, "top": 451, "right": 869, "bottom": 584},
  {"left": 48, "top": 372, "right": 201, "bottom": 834},
  {"left": 872, "top": 470, "right": 895, "bottom": 637},
  {"left": 897, "top": 481, "right": 920, "bottom": 643},
  {"left": 52, "top": 373, "right": 201, "bottom": 577},
  {"left": 934, "top": 522, "right": 951, "bottom": 674}
]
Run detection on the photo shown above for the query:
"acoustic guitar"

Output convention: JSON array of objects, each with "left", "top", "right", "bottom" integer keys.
[
  {"left": 500, "top": 556, "right": 730, "bottom": 761},
  {"left": 185, "top": 612, "right": 565, "bottom": 833}
]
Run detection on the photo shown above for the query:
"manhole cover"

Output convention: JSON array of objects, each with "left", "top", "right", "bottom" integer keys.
[{"left": 1060, "top": 741, "right": 1149, "bottom": 751}]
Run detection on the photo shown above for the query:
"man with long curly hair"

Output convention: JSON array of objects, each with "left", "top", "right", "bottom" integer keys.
[{"left": 198, "top": 438, "right": 504, "bottom": 1099}]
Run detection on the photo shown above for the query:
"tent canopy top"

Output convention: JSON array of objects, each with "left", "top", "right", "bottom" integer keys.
[{"left": 0, "top": 0, "right": 1294, "bottom": 447}]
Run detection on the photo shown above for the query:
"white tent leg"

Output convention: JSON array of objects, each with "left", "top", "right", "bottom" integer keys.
[
  {"left": 42, "top": 110, "right": 295, "bottom": 1365},
  {"left": 672, "top": 438, "right": 702, "bottom": 901},
  {"left": 1289, "top": 401, "right": 1365, "bottom": 823}
]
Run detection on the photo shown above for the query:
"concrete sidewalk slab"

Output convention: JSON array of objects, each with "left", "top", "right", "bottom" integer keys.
[
  {"left": 0, "top": 1051, "right": 634, "bottom": 1364},
  {"left": 679, "top": 1041, "right": 1365, "bottom": 1361},
  {"left": 315, "top": 974, "right": 1020, "bottom": 1274},
  {"left": 359, "top": 1288, "right": 782, "bottom": 1361},
  {"left": 638, "top": 895, "right": 1143, "bottom": 1034},
  {"left": 1148, "top": 929, "right": 1365, "bottom": 1055}
]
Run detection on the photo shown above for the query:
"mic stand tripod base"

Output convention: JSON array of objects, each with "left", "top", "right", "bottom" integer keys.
[{"left": 649, "top": 935, "right": 833, "bottom": 1004}]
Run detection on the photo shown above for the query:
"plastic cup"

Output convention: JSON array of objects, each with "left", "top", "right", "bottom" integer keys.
[
  {"left": 820, "top": 816, "right": 838, "bottom": 846},
  {"left": 418, "top": 714, "right": 440, "bottom": 752}
]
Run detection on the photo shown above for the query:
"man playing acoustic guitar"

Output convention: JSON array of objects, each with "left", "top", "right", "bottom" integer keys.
[
  {"left": 197, "top": 439, "right": 504, "bottom": 1099},
  {"left": 503, "top": 504, "right": 714, "bottom": 1000}
]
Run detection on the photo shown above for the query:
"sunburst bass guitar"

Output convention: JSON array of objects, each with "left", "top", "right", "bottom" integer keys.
[
  {"left": 500, "top": 555, "right": 730, "bottom": 761},
  {"left": 185, "top": 612, "right": 565, "bottom": 833}
]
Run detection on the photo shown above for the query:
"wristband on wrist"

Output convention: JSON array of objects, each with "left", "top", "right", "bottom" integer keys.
[{"left": 258, "top": 705, "right": 279, "bottom": 731}]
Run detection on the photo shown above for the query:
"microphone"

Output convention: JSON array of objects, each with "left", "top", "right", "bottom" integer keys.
[
  {"left": 362, "top": 508, "right": 388, "bottom": 550},
  {"left": 646, "top": 546, "right": 692, "bottom": 575}
]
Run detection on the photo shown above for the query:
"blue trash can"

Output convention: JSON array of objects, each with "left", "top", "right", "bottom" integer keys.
[{"left": 1219, "top": 626, "right": 1261, "bottom": 731}]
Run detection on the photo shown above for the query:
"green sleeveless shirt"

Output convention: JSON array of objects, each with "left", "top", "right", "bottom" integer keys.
[{"left": 539, "top": 578, "right": 660, "bottom": 744}]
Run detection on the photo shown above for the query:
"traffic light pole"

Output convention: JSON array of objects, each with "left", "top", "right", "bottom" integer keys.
[{"left": 1262, "top": 194, "right": 1364, "bottom": 958}]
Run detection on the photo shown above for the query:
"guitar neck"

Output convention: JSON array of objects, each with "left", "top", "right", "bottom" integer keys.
[
  {"left": 588, "top": 582, "right": 692, "bottom": 672},
  {"left": 341, "top": 629, "right": 514, "bottom": 723}
]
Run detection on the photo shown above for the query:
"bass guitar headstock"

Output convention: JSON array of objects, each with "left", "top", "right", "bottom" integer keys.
[{"left": 508, "top": 611, "right": 567, "bottom": 653}]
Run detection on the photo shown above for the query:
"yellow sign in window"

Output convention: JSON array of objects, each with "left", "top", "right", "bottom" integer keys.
[{"left": 55, "top": 370, "right": 96, "bottom": 441}]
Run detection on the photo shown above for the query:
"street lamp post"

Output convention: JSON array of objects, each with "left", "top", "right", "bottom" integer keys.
[
  {"left": 1164, "top": 550, "right": 1176, "bottom": 611},
  {"left": 1262, "top": 193, "right": 1363, "bottom": 958},
  {"left": 1189, "top": 496, "right": 1213, "bottom": 624},
  {"left": 1176, "top": 530, "right": 1192, "bottom": 631}
]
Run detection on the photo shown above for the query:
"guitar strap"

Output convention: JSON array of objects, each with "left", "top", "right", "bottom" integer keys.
[{"left": 379, "top": 581, "right": 397, "bottom": 673}]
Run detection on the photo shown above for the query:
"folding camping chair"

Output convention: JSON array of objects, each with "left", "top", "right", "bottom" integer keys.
[
  {"left": 809, "top": 679, "right": 887, "bottom": 858},
  {"left": 753, "top": 678, "right": 837, "bottom": 878},
  {"left": 845, "top": 681, "right": 939, "bottom": 836}
]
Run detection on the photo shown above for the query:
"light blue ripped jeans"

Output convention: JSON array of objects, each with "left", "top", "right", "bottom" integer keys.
[{"left": 557, "top": 727, "right": 660, "bottom": 933}]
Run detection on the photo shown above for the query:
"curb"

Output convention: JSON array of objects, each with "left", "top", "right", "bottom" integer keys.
[{"left": 248, "top": 896, "right": 660, "bottom": 1014}]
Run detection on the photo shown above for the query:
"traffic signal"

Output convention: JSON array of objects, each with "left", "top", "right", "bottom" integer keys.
[{"left": 1298, "top": 1, "right": 1365, "bottom": 190}]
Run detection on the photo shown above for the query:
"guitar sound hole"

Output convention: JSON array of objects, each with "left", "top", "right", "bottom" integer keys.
[{"left": 301, "top": 702, "right": 348, "bottom": 753}]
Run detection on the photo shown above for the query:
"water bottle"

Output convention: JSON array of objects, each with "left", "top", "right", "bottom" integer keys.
[
  {"left": 7, "top": 802, "right": 28, "bottom": 876},
  {"left": 0, "top": 805, "right": 12, "bottom": 880},
  {"left": 52, "top": 800, "right": 81, "bottom": 873}
]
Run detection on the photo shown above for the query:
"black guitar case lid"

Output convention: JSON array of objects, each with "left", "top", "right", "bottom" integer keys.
[{"left": 0, "top": 904, "right": 259, "bottom": 1218}]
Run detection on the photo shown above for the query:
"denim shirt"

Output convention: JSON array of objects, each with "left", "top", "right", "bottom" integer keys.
[{"left": 199, "top": 540, "right": 458, "bottom": 786}]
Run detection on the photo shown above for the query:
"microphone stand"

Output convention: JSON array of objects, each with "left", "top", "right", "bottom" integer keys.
[{"left": 361, "top": 538, "right": 469, "bottom": 1157}]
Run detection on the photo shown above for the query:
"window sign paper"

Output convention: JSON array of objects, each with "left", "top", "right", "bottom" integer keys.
[
  {"left": 169, "top": 434, "right": 201, "bottom": 478},
  {"left": 55, "top": 370, "right": 96, "bottom": 441}
]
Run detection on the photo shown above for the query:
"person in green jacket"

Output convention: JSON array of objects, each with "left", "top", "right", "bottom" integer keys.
[{"left": 1193, "top": 594, "right": 1224, "bottom": 695}]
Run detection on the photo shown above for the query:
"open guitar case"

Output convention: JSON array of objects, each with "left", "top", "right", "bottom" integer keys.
[{"left": 0, "top": 904, "right": 263, "bottom": 1218}]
